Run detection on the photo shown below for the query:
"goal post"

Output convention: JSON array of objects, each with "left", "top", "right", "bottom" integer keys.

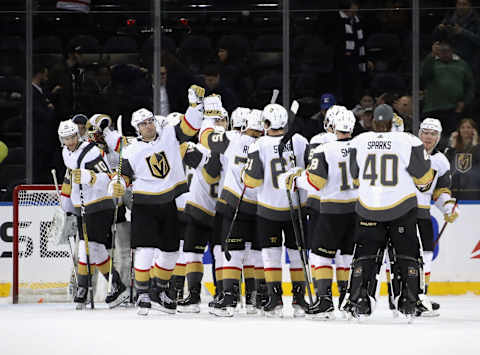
[{"left": 12, "top": 185, "right": 73, "bottom": 303}]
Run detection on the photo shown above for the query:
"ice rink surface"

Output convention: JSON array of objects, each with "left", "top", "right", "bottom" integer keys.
[{"left": 0, "top": 296, "right": 478, "bottom": 355}]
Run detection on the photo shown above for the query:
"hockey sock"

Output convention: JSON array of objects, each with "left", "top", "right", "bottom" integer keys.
[
  {"left": 423, "top": 251, "right": 433, "bottom": 293},
  {"left": 134, "top": 247, "right": 155, "bottom": 292},
  {"left": 288, "top": 247, "right": 306, "bottom": 283},
  {"left": 152, "top": 251, "right": 178, "bottom": 283},
  {"left": 262, "top": 247, "right": 282, "bottom": 283}
]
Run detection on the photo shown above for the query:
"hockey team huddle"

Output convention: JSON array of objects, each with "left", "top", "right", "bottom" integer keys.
[{"left": 55, "top": 84, "right": 459, "bottom": 321}]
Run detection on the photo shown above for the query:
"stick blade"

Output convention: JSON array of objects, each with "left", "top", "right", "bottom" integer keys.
[{"left": 290, "top": 100, "right": 299, "bottom": 115}]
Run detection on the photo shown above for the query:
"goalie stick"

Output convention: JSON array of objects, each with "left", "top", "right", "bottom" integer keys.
[{"left": 51, "top": 169, "right": 79, "bottom": 298}]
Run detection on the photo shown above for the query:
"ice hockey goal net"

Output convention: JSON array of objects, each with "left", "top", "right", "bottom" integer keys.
[{"left": 13, "top": 185, "right": 73, "bottom": 303}]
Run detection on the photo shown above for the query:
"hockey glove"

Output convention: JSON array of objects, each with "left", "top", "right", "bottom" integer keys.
[
  {"left": 188, "top": 85, "right": 205, "bottom": 108},
  {"left": 72, "top": 169, "right": 96, "bottom": 185},
  {"left": 203, "top": 94, "right": 223, "bottom": 119},
  {"left": 278, "top": 167, "right": 303, "bottom": 191},
  {"left": 443, "top": 200, "right": 459, "bottom": 223},
  {"left": 108, "top": 177, "right": 126, "bottom": 198}
]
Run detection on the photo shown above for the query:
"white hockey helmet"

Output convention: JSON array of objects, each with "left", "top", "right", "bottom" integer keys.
[
  {"left": 333, "top": 110, "right": 356, "bottom": 133},
  {"left": 166, "top": 112, "right": 182, "bottom": 126},
  {"left": 58, "top": 120, "right": 79, "bottom": 145},
  {"left": 324, "top": 105, "right": 347, "bottom": 132},
  {"left": 420, "top": 118, "right": 442, "bottom": 134},
  {"left": 131, "top": 108, "right": 154, "bottom": 132},
  {"left": 262, "top": 103, "right": 288, "bottom": 130},
  {"left": 231, "top": 107, "right": 250, "bottom": 129},
  {"left": 419, "top": 117, "right": 442, "bottom": 147},
  {"left": 246, "top": 109, "right": 264, "bottom": 132}
]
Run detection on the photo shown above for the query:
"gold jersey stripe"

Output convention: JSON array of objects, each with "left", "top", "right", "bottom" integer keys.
[
  {"left": 134, "top": 180, "right": 187, "bottom": 196},
  {"left": 358, "top": 193, "right": 416, "bottom": 211},
  {"left": 180, "top": 115, "right": 198, "bottom": 137},
  {"left": 433, "top": 187, "right": 452, "bottom": 201},
  {"left": 413, "top": 168, "right": 434, "bottom": 186},
  {"left": 244, "top": 173, "right": 263, "bottom": 188}
]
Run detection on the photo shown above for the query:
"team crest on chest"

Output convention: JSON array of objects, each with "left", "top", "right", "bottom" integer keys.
[
  {"left": 455, "top": 153, "right": 472, "bottom": 173},
  {"left": 146, "top": 151, "right": 170, "bottom": 178}
]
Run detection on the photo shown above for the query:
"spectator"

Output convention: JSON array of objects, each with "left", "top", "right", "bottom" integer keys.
[
  {"left": 0, "top": 140, "right": 7, "bottom": 164},
  {"left": 48, "top": 44, "right": 86, "bottom": 123},
  {"left": 79, "top": 63, "right": 112, "bottom": 116},
  {"left": 310, "top": 93, "right": 336, "bottom": 133},
  {"left": 436, "top": 0, "right": 480, "bottom": 66},
  {"left": 445, "top": 118, "right": 480, "bottom": 199},
  {"left": 72, "top": 113, "right": 88, "bottom": 140},
  {"left": 202, "top": 63, "right": 239, "bottom": 114},
  {"left": 217, "top": 35, "right": 251, "bottom": 105},
  {"left": 328, "top": 0, "right": 367, "bottom": 108},
  {"left": 353, "top": 106, "right": 374, "bottom": 136},
  {"left": 421, "top": 38, "right": 474, "bottom": 135},
  {"left": 352, "top": 90, "right": 374, "bottom": 115},
  {"left": 32, "top": 60, "right": 62, "bottom": 183},
  {"left": 393, "top": 95, "right": 413, "bottom": 132}
]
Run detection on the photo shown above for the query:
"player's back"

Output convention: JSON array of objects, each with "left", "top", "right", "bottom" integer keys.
[{"left": 351, "top": 131, "right": 431, "bottom": 221}]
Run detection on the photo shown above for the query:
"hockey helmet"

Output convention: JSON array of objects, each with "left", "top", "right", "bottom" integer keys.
[
  {"left": 246, "top": 109, "right": 264, "bottom": 132},
  {"left": 231, "top": 107, "right": 250, "bottom": 129},
  {"left": 203, "top": 94, "right": 224, "bottom": 120},
  {"left": 324, "top": 105, "right": 347, "bottom": 132},
  {"left": 58, "top": 120, "right": 79, "bottom": 146},
  {"left": 419, "top": 117, "right": 442, "bottom": 148},
  {"left": 262, "top": 103, "right": 288, "bottom": 130},
  {"left": 131, "top": 108, "right": 154, "bottom": 132},
  {"left": 86, "top": 114, "right": 111, "bottom": 147},
  {"left": 333, "top": 110, "right": 356, "bottom": 134}
]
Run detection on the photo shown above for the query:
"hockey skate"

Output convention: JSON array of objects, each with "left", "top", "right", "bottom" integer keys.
[
  {"left": 245, "top": 291, "right": 258, "bottom": 315},
  {"left": 213, "top": 291, "right": 237, "bottom": 317},
  {"left": 291, "top": 283, "right": 309, "bottom": 317},
  {"left": 151, "top": 285, "right": 177, "bottom": 314},
  {"left": 255, "top": 283, "right": 268, "bottom": 314},
  {"left": 74, "top": 286, "right": 88, "bottom": 310},
  {"left": 416, "top": 296, "right": 440, "bottom": 318},
  {"left": 263, "top": 283, "right": 283, "bottom": 318},
  {"left": 105, "top": 273, "right": 129, "bottom": 309},
  {"left": 306, "top": 296, "right": 335, "bottom": 320},
  {"left": 208, "top": 289, "right": 223, "bottom": 314},
  {"left": 136, "top": 292, "right": 151, "bottom": 316},
  {"left": 177, "top": 286, "right": 201, "bottom": 314}
]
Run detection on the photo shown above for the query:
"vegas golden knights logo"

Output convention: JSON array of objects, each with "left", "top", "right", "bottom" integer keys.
[
  {"left": 147, "top": 151, "right": 170, "bottom": 178},
  {"left": 456, "top": 153, "right": 472, "bottom": 173}
]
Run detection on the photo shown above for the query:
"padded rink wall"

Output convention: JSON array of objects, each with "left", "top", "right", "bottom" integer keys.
[{"left": 0, "top": 202, "right": 479, "bottom": 301}]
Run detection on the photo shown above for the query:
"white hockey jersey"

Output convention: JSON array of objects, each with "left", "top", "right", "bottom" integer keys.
[
  {"left": 416, "top": 150, "right": 451, "bottom": 219},
  {"left": 306, "top": 132, "right": 337, "bottom": 212},
  {"left": 218, "top": 133, "right": 258, "bottom": 215},
  {"left": 350, "top": 131, "right": 433, "bottom": 221},
  {"left": 298, "top": 138, "right": 358, "bottom": 214},
  {"left": 244, "top": 133, "right": 308, "bottom": 221},
  {"left": 62, "top": 142, "right": 114, "bottom": 214}
]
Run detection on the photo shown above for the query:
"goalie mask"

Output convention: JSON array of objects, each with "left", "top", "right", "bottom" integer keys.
[
  {"left": 231, "top": 107, "right": 250, "bottom": 129},
  {"left": 324, "top": 105, "right": 347, "bottom": 132},
  {"left": 58, "top": 120, "right": 80, "bottom": 146},
  {"left": 86, "top": 114, "right": 111, "bottom": 148},
  {"left": 333, "top": 110, "right": 356, "bottom": 134},
  {"left": 262, "top": 103, "right": 288, "bottom": 130},
  {"left": 419, "top": 118, "right": 442, "bottom": 152}
]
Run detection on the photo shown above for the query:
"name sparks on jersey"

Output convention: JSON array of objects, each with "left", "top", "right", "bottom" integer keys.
[{"left": 367, "top": 141, "right": 392, "bottom": 150}]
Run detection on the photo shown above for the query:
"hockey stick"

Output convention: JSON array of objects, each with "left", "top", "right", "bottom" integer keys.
[
  {"left": 107, "top": 138, "right": 124, "bottom": 294},
  {"left": 415, "top": 232, "right": 434, "bottom": 313},
  {"left": 129, "top": 247, "right": 135, "bottom": 304},
  {"left": 434, "top": 202, "right": 458, "bottom": 249},
  {"left": 51, "top": 169, "right": 79, "bottom": 294},
  {"left": 224, "top": 185, "right": 247, "bottom": 261},
  {"left": 278, "top": 100, "right": 314, "bottom": 306},
  {"left": 78, "top": 177, "right": 95, "bottom": 309}
]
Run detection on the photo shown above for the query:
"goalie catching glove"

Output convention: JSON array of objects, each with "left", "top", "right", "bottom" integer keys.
[
  {"left": 108, "top": 175, "right": 127, "bottom": 198},
  {"left": 277, "top": 167, "right": 304, "bottom": 191},
  {"left": 188, "top": 85, "right": 205, "bottom": 108},
  {"left": 72, "top": 168, "right": 96, "bottom": 185}
]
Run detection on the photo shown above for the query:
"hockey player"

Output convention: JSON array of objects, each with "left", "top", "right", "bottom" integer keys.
[
  {"left": 343, "top": 104, "right": 434, "bottom": 319},
  {"left": 415, "top": 118, "right": 459, "bottom": 316},
  {"left": 112, "top": 85, "right": 206, "bottom": 315},
  {"left": 243, "top": 103, "right": 310, "bottom": 317},
  {"left": 177, "top": 94, "right": 226, "bottom": 313},
  {"left": 202, "top": 109, "right": 265, "bottom": 316},
  {"left": 58, "top": 120, "right": 128, "bottom": 309},
  {"left": 305, "top": 105, "right": 345, "bottom": 300},
  {"left": 85, "top": 114, "right": 134, "bottom": 301},
  {"left": 278, "top": 109, "right": 358, "bottom": 320}
]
